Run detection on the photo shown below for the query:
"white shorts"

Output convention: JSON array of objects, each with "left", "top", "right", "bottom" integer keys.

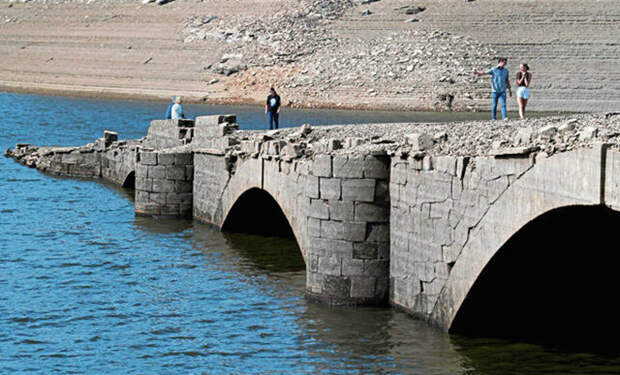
[{"left": 517, "top": 86, "right": 530, "bottom": 99}]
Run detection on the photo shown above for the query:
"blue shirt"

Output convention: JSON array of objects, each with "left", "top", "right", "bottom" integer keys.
[
  {"left": 486, "top": 66, "right": 509, "bottom": 93},
  {"left": 165, "top": 102, "right": 174, "bottom": 119}
]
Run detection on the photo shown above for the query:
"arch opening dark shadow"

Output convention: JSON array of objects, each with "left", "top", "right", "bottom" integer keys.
[
  {"left": 450, "top": 205, "right": 620, "bottom": 353},
  {"left": 122, "top": 171, "right": 135, "bottom": 189},
  {"left": 222, "top": 188, "right": 296, "bottom": 240}
]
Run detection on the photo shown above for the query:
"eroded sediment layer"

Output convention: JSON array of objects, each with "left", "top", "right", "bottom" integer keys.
[{"left": 0, "top": 0, "right": 618, "bottom": 112}]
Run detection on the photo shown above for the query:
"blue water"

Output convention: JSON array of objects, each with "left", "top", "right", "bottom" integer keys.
[{"left": 2, "top": 92, "right": 620, "bottom": 374}]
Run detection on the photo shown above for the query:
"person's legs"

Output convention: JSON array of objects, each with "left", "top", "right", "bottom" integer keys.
[
  {"left": 522, "top": 98, "right": 528, "bottom": 119},
  {"left": 518, "top": 97, "right": 525, "bottom": 119},
  {"left": 273, "top": 112, "right": 279, "bottom": 129},
  {"left": 499, "top": 92, "right": 507, "bottom": 119},
  {"left": 491, "top": 92, "right": 499, "bottom": 120},
  {"left": 267, "top": 111, "right": 274, "bottom": 130}
]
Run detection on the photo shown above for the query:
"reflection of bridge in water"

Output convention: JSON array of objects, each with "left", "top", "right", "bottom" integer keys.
[{"left": 9, "top": 114, "right": 620, "bottom": 343}]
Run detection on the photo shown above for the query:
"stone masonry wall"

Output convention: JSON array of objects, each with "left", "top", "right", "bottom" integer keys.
[
  {"left": 7, "top": 132, "right": 138, "bottom": 185},
  {"left": 144, "top": 119, "right": 195, "bottom": 149},
  {"left": 135, "top": 150, "right": 194, "bottom": 217},
  {"left": 304, "top": 154, "right": 391, "bottom": 305},
  {"left": 389, "top": 151, "right": 535, "bottom": 319},
  {"left": 191, "top": 128, "right": 392, "bottom": 305}
]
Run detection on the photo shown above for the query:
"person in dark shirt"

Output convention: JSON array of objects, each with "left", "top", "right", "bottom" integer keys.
[
  {"left": 515, "top": 63, "right": 532, "bottom": 119},
  {"left": 265, "top": 87, "right": 281, "bottom": 130}
]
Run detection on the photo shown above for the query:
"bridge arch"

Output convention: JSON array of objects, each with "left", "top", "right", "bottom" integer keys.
[
  {"left": 449, "top": 204, "right": 620, "bottom": 347},
  {"left": 122, "top": 170, "right": 135, "bottom": 189},
  {"left": 222, "top": 187, "right": 300, "bottom": 246},
  {"left": 432, "top": 147, "right": 608, "bottom": 331}
]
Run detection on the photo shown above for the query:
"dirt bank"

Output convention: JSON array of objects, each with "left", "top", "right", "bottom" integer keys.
[{"left": 0, "top": 0, "right": 618, "bottom": 112}]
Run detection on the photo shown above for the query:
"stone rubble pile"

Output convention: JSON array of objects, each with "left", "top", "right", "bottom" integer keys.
[
  {"left": 284, "top": 29, "right": 496, "bottom": 110},
  {"left": 214, "top": 114, "right": 620, "bottom": 164},
  {"left": 184, "top": 0, "right": 355, "bottom": 72},
  {"left": 8, "top": 113, "right": 619, "bottom": 177}
]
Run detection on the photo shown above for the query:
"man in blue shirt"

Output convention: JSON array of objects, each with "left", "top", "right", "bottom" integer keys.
[{"left": 475, "top": 58, "right": 512, "bottom": 120}]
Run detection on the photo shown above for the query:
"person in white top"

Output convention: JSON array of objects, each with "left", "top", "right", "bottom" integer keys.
[{"left": 171, "top": 96, "right": 185, "bottom": 119}]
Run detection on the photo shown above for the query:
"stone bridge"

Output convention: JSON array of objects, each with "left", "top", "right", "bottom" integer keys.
[{"left": 7, "top": 113, "right": 620, "bottom": 335}]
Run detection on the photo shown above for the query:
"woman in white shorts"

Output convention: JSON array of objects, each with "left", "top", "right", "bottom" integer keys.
[{"left": 516, "top": 63, "right": 532, "bottom": 119}]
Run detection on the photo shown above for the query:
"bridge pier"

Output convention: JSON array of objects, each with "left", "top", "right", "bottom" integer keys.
[
  {"left": 304, "top": 154, "right": 391, "bottom": 305},
  {"left": 135, "top": 150, "right": 194, "bottom": 217}
]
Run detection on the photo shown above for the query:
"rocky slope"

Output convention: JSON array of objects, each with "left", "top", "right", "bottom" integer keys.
[{"left": 0, "top": 0, "right": 618, "bottom": 112}]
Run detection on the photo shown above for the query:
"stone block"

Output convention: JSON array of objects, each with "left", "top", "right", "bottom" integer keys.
[
  {"left": 321, "top": 275, "right": 351, "bottom": 298},
  {"left": 363, "top": 156, "right": 389, "bottom": 179},
  {"left": 538, "top": 125, "right": 558, "bottom": 139},
  {"left": 148, "top": 165, "right": 167, "bottom": 179},
  {"left": 308, "top": 217, "right": 322, "bottom": 237},
  {"left": 416, "top": 172, "right": 451, "bottom": 203},
  {"left": 423, "top": 155, "right": 433, "bottom": 170},
  {"left": 140, "top": 152, "right": 157, "bottom": 166},
  {"left": 185, "top": 165, "right": 194, "bottom": 181},
  {"left": 305, "top": 175, "right": 320, "bottom": 199},
  {"left": 149, "top": 192, "right": 167, "bottom": 204},
  {"left": 353, "top": 242, "right": 378, "bottom": 260},
  {"left": 165, "top": 166, "right": 186, "bottom": 180},
  {"left": 306, "top": 272, "right": 322, "bottom": 294},
  {"left": 103, "top": 130, "right": 118, "bottom": 146},
  {"left": 310, "top": 237, "right": 353, "bottom": 257},
  {"left": 195, "top": 114, "right": 236, "bottom": 127},
  {"left": 579, "top": 126, "right": 598, "bottom": 140},
  {"left": 157, "top": 153, "right": 175, "bottom": 166},
  {"left": 375, "top": 180, "right": 389, "bottom": 202},
  {"left": 391, "top": 161, "right": 408, "bottom": 185},
  {"left": 341, "top": 179, "right": 375, "bottom": 202},
  {"left": 407, "top": 133, "right": 433, "bottom": 151},
  {"left": 367, "top": 223, "right": 389, "bottom": 242},
  {"left": 320, "top": 220, "right": 366, "bottom": 242},
  {"left": 312, "top": 155, "right": 332, "bottom": 177},
  {"left": 174, "top": 153, "right": 193, "bottom": 165},
  {"left": 435, "top": 156, "right": 456, "bottom": 176},
  {"left": 175, "top": 180, "right": 193, "bottom": 193},
  {"left": 341, "top": 259, "right": 364, "bottom": 276},
  {"left": 333, "top": 156, "right": 364, "bottom": 178},
  {"left": 354, "top": 202, "right": 389, "bottom": 222},
  {"left": 135, "top": 190, "right": 149, "bottom": 203},
  {"left": 152, "top": 178, "right": 175, "bottom": 193},
  {"left": 309, "top": 199, "right": 330, "bottom": 219},
  {"left": 344, "top": 222, "right": 367, "bottom": 242},
  {"left": 318, "top": 256, "right": 341, "bottom": 276},
  {"left": 513, "top": 127, "right": 534, "bottom": 146},
  {"left": 61, "top": 152, "right": 79, "bottom": 165},
  {"left": 350, "top": 276, "right": 376, "bottom": 298},
  {"left": 328, "top": 201, "right": 354, "bottom": 221},
  {"left": 320, "top": 178, "right": 341, "bottom": 200},
  {"left": 135, "top": 177, "right": 152, "bottom": 191}
]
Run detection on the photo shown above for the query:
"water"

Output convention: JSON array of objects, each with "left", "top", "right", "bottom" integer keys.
[{"left": 1, "top": 92, "right": 618, "bottom": 374}]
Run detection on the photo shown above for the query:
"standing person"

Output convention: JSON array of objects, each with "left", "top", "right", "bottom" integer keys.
[
  {"left": 171, "top": 96, "right": 185, "bottom": 120},
  {"left": 516, "top": 63, "right": 532, "bottom": 119},
  {"left": 165, "top": 97, "right": 175, "bottom": 119},
  {"left": 474, "top": 58, "right": 512, "bottom": 120},
  {"left": 265, "top": 87, "right": 281, "bottom": 130}
]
